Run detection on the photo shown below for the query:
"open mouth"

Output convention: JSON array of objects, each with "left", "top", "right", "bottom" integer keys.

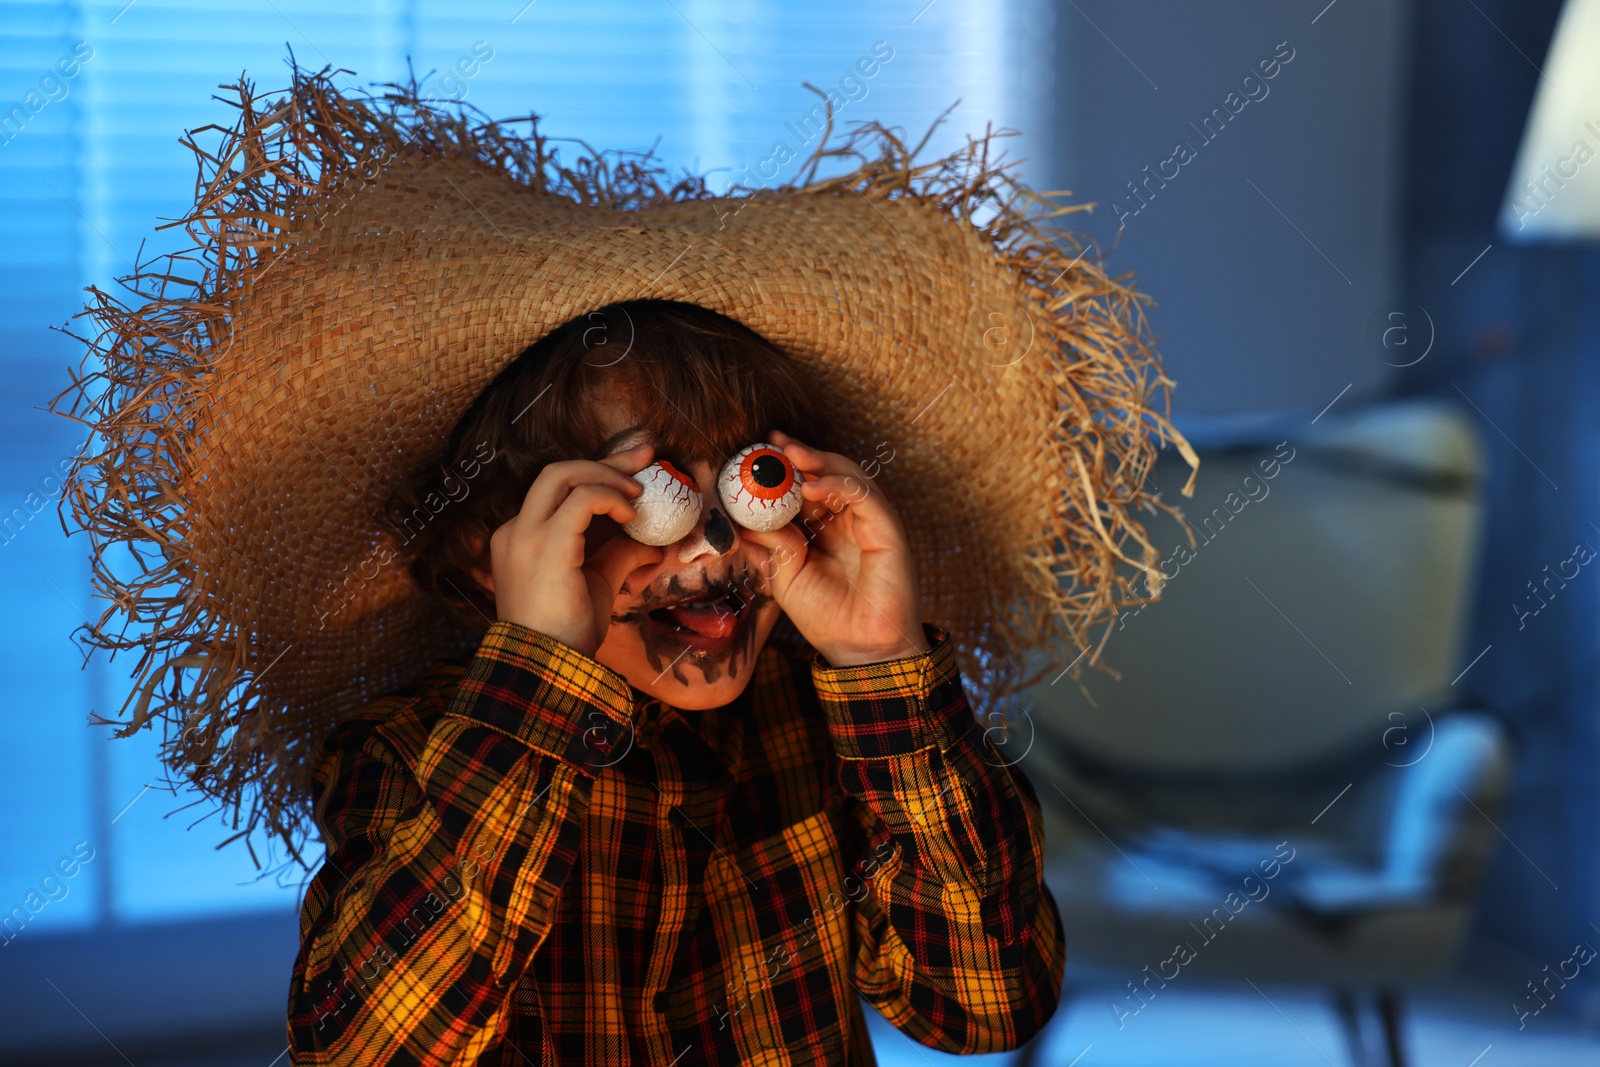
[
  {"left": 645, "top": 585, "right": 749, "bottom": 646},
  {"left": 614, "top": 565, "right": 769, "bottom": 665}
]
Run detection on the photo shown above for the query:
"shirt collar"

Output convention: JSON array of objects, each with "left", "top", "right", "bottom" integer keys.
[{"left": 630, "top": 686, "right": 748, "bottom": 776}]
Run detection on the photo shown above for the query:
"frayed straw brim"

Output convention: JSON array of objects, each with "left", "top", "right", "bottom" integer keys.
[{"left": 50, "top": 64, "right": 1196, "bottom": 869}]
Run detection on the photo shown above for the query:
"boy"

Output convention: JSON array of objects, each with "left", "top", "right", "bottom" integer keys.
[
  {"left": 54, "top": 66, "right": 1186, "bottom": 1067},
  {"left": 287, "top": 301, "right": 1065, "bottom": 1065}
]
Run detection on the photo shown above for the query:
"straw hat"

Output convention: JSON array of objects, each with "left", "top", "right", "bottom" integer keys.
[{"left": 51, "top": 64, "right": 1195, "bottom": 866}]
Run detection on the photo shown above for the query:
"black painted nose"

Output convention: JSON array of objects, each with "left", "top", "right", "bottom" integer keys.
[{"left": 704, "top": 506, "right": 736, "bottom": 555}]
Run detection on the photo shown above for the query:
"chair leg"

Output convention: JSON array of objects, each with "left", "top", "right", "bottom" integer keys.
[
  {"left": 1332, "top": 987, "right": 1367, "bottom": 1067},
  {"left": 1377, "top": 989, "right": 1407, "bottom": 1067}
]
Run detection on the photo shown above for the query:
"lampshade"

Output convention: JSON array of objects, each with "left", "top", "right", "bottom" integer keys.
[{"left": 1497, "top": 0, "right": 1600, "bottom": 242}]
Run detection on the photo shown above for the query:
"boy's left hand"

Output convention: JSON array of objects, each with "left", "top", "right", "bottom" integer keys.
[{"left": 738, "top": 430, "right": 930, "bottom": 667}]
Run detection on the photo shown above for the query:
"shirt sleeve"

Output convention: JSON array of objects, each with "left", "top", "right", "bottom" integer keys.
[
  {"left": 287, "top": 620, "right": 636, "bottom": 1066},
  {"left": 811, "top": 624, "right": 1066, "bottom": 1055}
]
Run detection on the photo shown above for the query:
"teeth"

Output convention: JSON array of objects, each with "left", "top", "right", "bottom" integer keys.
[{"left": 650, "top": 595, "right": 739, "bottom": 617}]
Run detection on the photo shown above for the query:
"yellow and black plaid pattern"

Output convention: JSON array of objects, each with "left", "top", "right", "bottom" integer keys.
[{"left": 287, "top": 620, "right": 1064, "bottom": 1065}]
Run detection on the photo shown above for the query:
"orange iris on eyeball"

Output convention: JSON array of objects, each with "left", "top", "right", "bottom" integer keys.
[
  {"left": 738, "top": 447, "right": 795, "bottom": 499},
  {"left": 718, "top": 443, "right": 804, "bottom": 532}
]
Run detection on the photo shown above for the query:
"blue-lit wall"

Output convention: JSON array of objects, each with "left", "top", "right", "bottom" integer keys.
[{"left": 1396, "top": 0, "right": 1600, "bottom": 981}]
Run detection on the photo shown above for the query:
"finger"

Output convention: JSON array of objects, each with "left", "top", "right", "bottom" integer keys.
[
  {"left": 586, "top": 535, "right": 663, "bottom": 602},
  {"left": 798, "top": 473, "right": 903, "bottom": 539},
  {"left": 548, "top": 484, "right": 639, "bottom": 555},
  {"left": 767, "top": 430, "right": 857, "bottom": 480},
  {"left": 736, "top": 524, "right": 808, "bottom": 606},
  {"left": 799, "top": 472, "right": 873, "bottom": 504},
  {"left": 597, "top": 441, "right": 656, "bottom": 477},
  {"left": 520, "top": 447, "right": 653, "bottom": 521},
  {"left": 793, "top": 492, "right": 840, "bottom": 533},
  {"left": 768, "top": 429, "right": 830, "bottom": 473}
]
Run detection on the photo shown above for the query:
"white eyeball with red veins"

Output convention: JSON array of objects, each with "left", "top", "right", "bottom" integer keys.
[
  {"left": 718, "top": 444, "right": 804, "bottom": 531},
  {"left": 624, "top": 461, "right": 703, "bottom": 545}
]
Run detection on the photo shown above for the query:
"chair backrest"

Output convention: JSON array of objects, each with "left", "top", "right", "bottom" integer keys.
[{"left": 1022, "top": 399, "right": 1484, "bottom": 773}]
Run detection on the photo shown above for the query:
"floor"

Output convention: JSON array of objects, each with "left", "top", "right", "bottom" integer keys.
[
  {"left": 865, "top": 983, "right": 1600, "bottom": 1067},
  {"left": 26, "top": 983, "right": 1600, "bottom": 1066}
]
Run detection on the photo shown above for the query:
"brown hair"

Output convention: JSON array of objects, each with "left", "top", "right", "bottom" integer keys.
[{"left": 389, "top": 299, "right": 821, "bottom": 629}]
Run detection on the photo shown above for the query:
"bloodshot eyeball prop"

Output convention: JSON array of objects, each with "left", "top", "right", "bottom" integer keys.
[
  {"left": 718, "top": 444, "right": 804, "bottom": 531},
  {"left": 624, "top": 460, "right": 703, "bottom": 545}
]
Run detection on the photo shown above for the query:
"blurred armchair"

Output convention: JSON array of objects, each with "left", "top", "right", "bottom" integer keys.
[{"left": 1013, "top": 399, "right": 1511, "bottom": 1067}]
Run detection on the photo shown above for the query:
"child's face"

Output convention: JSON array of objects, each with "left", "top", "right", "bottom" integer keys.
[{"left": 584, "top": 393, "right": 786, "bottom": 710}]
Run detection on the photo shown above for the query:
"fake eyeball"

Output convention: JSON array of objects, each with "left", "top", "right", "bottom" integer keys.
[
  {"left": 624, "top": 460, "right": 703, "bottom": 545},
  {"left": 718, "top": 444, "right": 804, "bottom": 531}
]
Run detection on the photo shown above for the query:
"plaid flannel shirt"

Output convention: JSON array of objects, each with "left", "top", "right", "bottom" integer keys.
[{"left": 286, "top": 619, "right": 1064, "bottom": 1066}]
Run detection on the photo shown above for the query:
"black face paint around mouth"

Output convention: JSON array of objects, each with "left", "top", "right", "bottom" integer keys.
[{"left": 611, "top": 562, "right": 771, "bottom": 688}]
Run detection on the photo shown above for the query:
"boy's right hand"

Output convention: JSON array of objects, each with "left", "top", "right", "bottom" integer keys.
[{"left": 484, "top": 443, "right": 663, "bottom": 658}]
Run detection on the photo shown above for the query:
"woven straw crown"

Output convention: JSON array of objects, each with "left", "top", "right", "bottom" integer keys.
[{"left": 51, "top": 65, "right": 1195, "bottom": 867}]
